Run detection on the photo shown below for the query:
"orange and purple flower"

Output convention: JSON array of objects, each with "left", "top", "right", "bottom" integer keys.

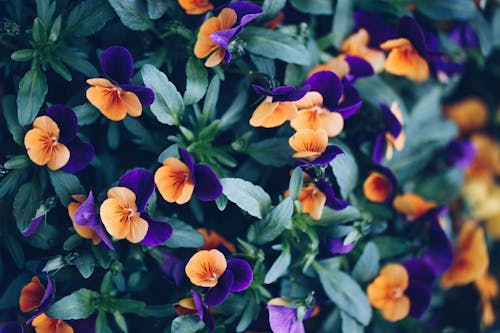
[
  {"left": 443, "top": 139, "right": 477, "bottom": 170},
  {"left": 100, "top": 168, "right": 173, "bottom": 245},
  {"left": 194, "top": 2, "right": 263, "bottom": 67},
  {"left": 372, "top": 102, "right": 405, "bottom": 164},
  {"left": 363, "top": 166, "right": 397, "bottom": 203},
  {"left": 24, "top": 105, "right": 94, "bottom": 173},
  {"left": 19, "top": 275, "right": 53, "bottom": 323},
  {"left": 86, "top": 46, "right": 154, "bottom": 121},
  {"left": 309, "top": 55, "right": 375, "bottom": 82},
  {"left": 177, "top": 0, "right": 214, "bottom": 15},
  {"left": 267, "top": 297, "right": 314, "bottom": 333},
  {"left": 288, "top": 129, "right": 344, "bottom": 167},
  {"left": 155, "top": 147, "right": 222, "bottom": 204}
]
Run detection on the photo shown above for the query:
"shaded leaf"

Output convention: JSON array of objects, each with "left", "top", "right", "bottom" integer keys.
[
  {"left": 220, "top": 178, "right": 272, "bottom": 219},
  {"left": 108, "top": 0, "right": 153, "bottom": 31},
  {"left": 17, "top": 69, "right": 48, "bottom": 126},
  {"left": 247, "top": 197, "right": 294, "bottom": 245}
]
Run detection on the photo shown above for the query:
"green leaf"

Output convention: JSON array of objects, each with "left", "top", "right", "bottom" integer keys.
[
  {"left": 0, "top": 170, "right": 28, "bottom": 198},
  {"left": 259, "top": 0, "right": 287, "bottom": 21},
  {"left": 2, "top": 95, "right": 25, "bottom": 145},
  {"left": 171, "top": 315, "right": 205, "bottom": 333},
  {"left": 164, "top": 218, "right": 204, "bottom": 248},
  {"left": 183, "top": 57, "right": 208, "bottom": 105},
  {"left": 146, "top": 0, "right": 168, "bottom": 19},
  {"left": 5, "top": 235, "right": 25, "bottom": 269},
  {"left": 67, "top": 0, "right": 114, "bottom": 37},
  {"left": 290, "top": 0, "right": 333, "bottom": 14},
  {"left": 141, "top": 64, "right": 184, "bottom": 125},
  {"left": 340, "top": 311, "right": 364, "bottom": 333},
  {"left": 46, "top": 288, "right": 99, "bottom": 320},
  {"left": 59, "top": 49, "right": 99, "bottom": 77},
  {"left": 352, "top": 242, "right": 379, "bottom": 283},
  {"left": 96, "top": 310, "right": 112, "bottom": 333},
  {"left": 113, "top": 311, "right": 128, "bottom": 333},
  {"left": 330, "top": 152, "right": 358, "bottom": 199},
  {"left": 470, "top": 8, "right": 493, "bottom": 57},
  {"left": 264, "top": 243, "right": 291, "bottom": 284},
  {"left": 137, "top": 304, "right": 176, "bottom": 318},
  {"left": 36, "top": 0, "right": 56, "bottom": 25},
  {"left": 48, "top": 14, "right": 62, "bottom": 42},
  {"left": 202, "top": 76, "right": 220, "bottom": 121},
  {"left": 354, "top": 76, "right": 407, "bottom": 114},
  {"left": 415, "top": 167, "right": 464, "bottom": 206},
  {"left": 17, "top": 68, "right": 48, "bottom": 126},
  {"left": 236, "top": 300, "right": 259, "bottom": 332},
  {"left": 220, "top": 178, "right": 272, "bottom": 219},
  {"left": 13, "top": 181, "right": 43, "bottom": 234},
  {"left": 372, "top": 236, "right": 409, "bottom": 259},
  {"left": 493, "top": 8, "right": 500, "bottom": 48},
  {"left": 0, "top": 274, "right": 31, "bottom": 311},
  {"left": 4, "top": 155, "right": 30, "bottom": 170},
  {"left": 49, "top": 170, "right": 85, "bottom": 206},
  {"left": 107, "top": 299, "right": 146, "bottom": 313},
  {"left": 48, "top": 58, "right": 72, "bottom": 81},
  {"left": 332, "top": 0, "right": 354, "bottom": 47},
  {"left": 219, "top": 87, "right": 248, "bottom": 130},
  {"left": 74, "top": 252, "right": 95, "bottom": 278},
  {"left": 415, "top": 0, "right": 476, "bottom": 20},
  {"left": 74, "top": 103, "right": 101, "bottom": 126},
  {"left": 240, "top": 27, "right": 311, "bottom": 65},
  {"left": 288, "top": 167, "right": 303, "bottom": 200},
  {"left": 313, "top": 261, "right": 372, "bottom": 326},
  {"left": 32, "top": 17, "right": 48, "bottom": 43},
  {"left": 11, "top": 49, "right": 34, "bottom": 62},
  {"left": 247, "top": 197, "right": 294, "bottom": 245},
  {"left": 108, "top": 0, "right": 153, "bottom": 31},
  {"left": 247, "top": 137, "right": 294, "bottom": 167}
]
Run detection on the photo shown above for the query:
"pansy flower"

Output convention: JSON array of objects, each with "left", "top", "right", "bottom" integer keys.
[
  {"left": 155, "top": 147, "right": 222, "bottom": 204},
  {"left": 24, "top": 105, "right": 94, "bottom": 173},
  {"left": 340, "top": 29, "right": 386, "bottom": 73},
  {"left": 267, "top": 298, "right": 314, "bottom": 333},
  {"left": 31, "top": 314, "right": 73, "bottom": 333},
  {"left": 441, "top": 220, "right": 489, "bottom": 289},
  {"left": 392, "top": 193, "right": 436, "bottom": 221},
  {"left": 68, "top": 194, "right": 102, "bottom": 246},
  {"left": 197, "top": 228, "right": 236, "bottom": 254},
  {"left": 249, "top": 84, "right": 309, "bottom": 128},
  {"left": 100, "top": 168, "right": 173, "bottom": 245},
  {"left": 373, "top": 102, "right": 405, "bottom": 164},
  {"left": 86, "top": 46, "right": 154, "bottom": 121},
  {"left": 288, "top": 129, "right": 344, "bottom": 167},
  {"left": 363, "top": 166, "right": 397, "bottom": 203},
  {"left": 326, "top": 236, "right": 355, "bottom": 255},
  {"left": 353, "top": 10, "right": 397, "bottom": 51},
  {"left": 380, "top": 16, "right": 430, "bottom": 82},
  {"left": 177, "top": 0, "right": 213, "bottom": 15},
  {"left": 443, "top": 139, "right": 476, "bottom": 170},
  {"left": 308, "top": 55, "right": 374, "bottom": 82},
  {"left": 443, "top": 97, "right": 489, "bottom": 135},
  {"left": 19, "top": 276, "right": 53, "bottom": 323},
  {"left": 194, "top": 2, "right": 263, "bottom": 67}
]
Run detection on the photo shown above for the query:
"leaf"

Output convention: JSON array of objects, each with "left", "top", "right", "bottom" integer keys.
[
  {"left": 136, "top": 304, "right": 176, "bottom": 318},
  {"left": 163, "top": 218, "right": 204, "bottom": 248},
  {"left": 2, "top": 95, "right": 25, "bottom": 145},
  {"left": 239, "top": 27, "right": 311, "bottom": 65},
  {"left": 470, "top": 8, "right": 493, "bottom": 57},
  {"left": 183, "top": 57, "right": 208, "bottom": 105},
  {"left": 259, "top": 0, "right": 287, "bottom": 21},
  {"left": 247, "top": 197, "right": 294, "bottom": 245},
  {"left": 340, "top": 311, "right": 364, "bottom": 333},
  {"left": 46, "top": 288, "right": 99, "bottom": 320},
  {"left": 74, "top": 252, "right": 95, "bottom": 279},
  {"left": 17, "top": 68, "right": 48, "bottom": 126},
  {"left": 13, "top": 181, "right": 43, "bottom": 234},
  {"left": 316, "top": 206, "right": 360, "bottom": 226},
  {"left": 264, "top": 244, "right": 291, "bottom": 284},
  {"left": 332, "top": 0, "right": 354, "bottom": 47},
  {"left": 49, "top": 170, "right": 85, "bottom": 206},
  {"left": 247, "top": 137, "right": 294, "bottom": 167},
  {"left": 74, "top": 103, "right": 101, "bottom": 126},
  {"left": 236, "top": 300, "right": 259, "bottom": 332},
  {"left": 107, "top": 299, "right": 146, "bottom": 313},
  {"left": 220, "top": 178, "right": 272, "bottom": 219},
  {"left": 354, "top": 76, "right": 407, "bottom": 114},
  {"left": 107, "top": 0, "right": 153, "bottom": 31},
  {"left": 290, "top": 0, "right": 333, "bottom": 14},
  {"left": 146, "top": 0, "right": 168, "bottom": 19},
  {"left": 313, "top": 262, "right": 372, "bottom": 326},
  {"left": 288, "top": 167, "right": 304, "bottom": 200},
  {"left": 415, "top": 0, "right": 476, "bottom": 20},
  {"left": 372, "top": 236, "right": 409, "bottom": 259},
  {"left": 141, "top": 64, "right": 184, "bottom": 125},
  {"left": 202, "top": 76, "right": 220, "bottom": 121},
  {"left": 113, "top": 311, "right": 128, "bottom": 333},
  {"left": 170, "top": 315, "right": 205, "bottom": 333},
  {"left": 219, "top": 87, "right": 248, "bottom": 130},
  {"left": 96, "top": 310, "right": 112, "bottom": 333},
  {"left": 415, "top": 167, "right": 464, "bottom": 205},
  {"left": 0, "top": 274, "right": 31, "bottom": 311},
  {"left": 67, "top": 0, "right": 114, "bottom": 36},
  {"left": 493, "top": 8, "right": 500, "bottom": 48},
  {"left": 5, "top": 235, "right": 25, "bottom": 269},
  {"left": 330, "top": 152, "right": 358, "bottom": 199},
  {"left": 352, "top": 242, "right": 379, "bottom": 283}
]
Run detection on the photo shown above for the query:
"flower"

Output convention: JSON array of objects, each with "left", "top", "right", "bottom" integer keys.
[
  {"left": 19, "top": 276, "right": 53, "bottom": 323},
  {"left": 154, "top": 147, "right": 222, "bottom": 204},
  {"left": 31, "top": 314, "right": 73, "bottom": 333},
  {"left": 249, "top": 84, "right": 309, "bottom": 128},
  {"left": 24, "top": 105, "right": 94, "bottom": 172},
  {"left": 363, "top": 167, "right": 397, "bottom": 203},
  {"left": 353, "top": 10, "right": 397, "bottom": 51},
  {"left": 194, "top": 2, "right": 263, "bottom": 67},
  {"left": 372, "top": 102, "right": 405, "bottom": 164},
  {"left": 267, "top": 298, "right": 314, "bottom": 333},
  {"left": 197, "top": 228, "right": 236, "bottom": 254},
  {"left": 86, "top": 46, "right": 154, "bottom": 121},
  {"left": 100, "top": 168, "right": 173, "bottom": 245},
  {"left": 475, "top": 273, "right": 499, "bottom": 327},
  {"left": 288, "top": 129, "right": 343, "bottom": 167},
  {"left": 443, "top": 139, "right": 477, "bottom": 170},
  {"left": 340, "top": 30, "right": 386, "bottom": 73},
  {"left": 297, "top": 183, "right": 326, "bottom": 220},
  {"left": 68, "top": 195, "right": 101, "bottom": 245},
  {"left": 443, "top": 97, "right": 488, "bottom": 134},
  {"left": 392, "top": 193, "right": 436, "bottom": 221},
  {"left": 326, "top": 236, "right": 355, "bottom": 255},
  {"left": 441, "top": 220, "right": 489, "bottom": 289},
  {"left": 185, "top": 249, "right": 227, "bottom": 288},
  {"left": 380, "top": 17, "right": 430, "bottom": 82},
  {"left": 308, "top": 55, "right": 375, "bottom": 81},
  {"left": 177, "top": 0, "right": 213, "bottom": 15},
  {"left": 190, "top": 290, "right": 215, "bottom": 333}
]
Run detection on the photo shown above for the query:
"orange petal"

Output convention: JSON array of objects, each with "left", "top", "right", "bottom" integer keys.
[
  {"left": 86, "top": 84, "right": 141, "bottom": 121},
  {"left": 392, "top": 193, "right": 435, "bottom": 221},
  {"left": 379, "top": 263, "right": 409, "bottom": 290},
  {"left": 218, "top": 8, "right": 237, "bottom": 30},
  {"left": 126, "top": 215, "right": 149, "bottom": 243},
  {"left": 25, "top": 128, "right": 52, "bottom": 166},
  {"left": 46, "top": 143, "right": 70, "bottom": 171},
  {"left": 194, "top": 17, "right": 220, "bottom": 59},
  {"left": 309, "top": 57, "right": 350, "bottom": 79},
  {"left": 299, "top": 183, "right": 326, "bottom": 220},
  {"left": 290, "top": 108, "right": 344, "bottom": 137},
  {"left": 197, "top": 228, "right": 237, "bottom": 253},
  {"left": 86, "top": 78, "right": 114, "bottom": 88},
  {"left": 380, "top": 295, "right": 410, "bottom": 322},
  {"left": 443, "top": 97, "right": 489, "bottom": 134},
  {"left": 362, "top": 49, "right": 386, "bottom": 73},
  {"left": 295, "top": 91, "right": 323, "bottom": 110},
  {"left": 154, "top": 158, "right": 195, "bottom": 204},
  {"left": 289, "top": 128, "right": 328, "bottom": 160},
  {"left": 250, "top": 100, "right": 297, "bottom": 128},
  {"left": 341, "top": 29, "right": 370, "bottom": 53},
  {"left": 185, "top": 249, "right": 227, "bottom": 287},
  {"left": 100, "top": 198, "right": 131, "bottom": 239},
  {"left": 204, "top": 48, "right": 226, "bottom": 68},
  {"left": 19, "top": 277, "right": 45, "bottom": 313},
  {"left": 383, "top": 42, "right": 430, "bottom": 82},
  {"left": 107, "top": 187, "right": 138, "bottom": 209},
  {"left": 32, "top": 313, "right": 74, "bottom": 333},
  {"left": 380, "top": 38, "right": 412, "bottom": 51},
  {"left": 178, "top": 0, "right": 214, "bottom": 15},
  {"left": 363, "top": 172, "right": 392, "bottom": 203}
]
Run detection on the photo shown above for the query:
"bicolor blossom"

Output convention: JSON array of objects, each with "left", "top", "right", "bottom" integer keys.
[
  {"left": 31, "top": 314, "right": 73, "bottom": 333},
  {"left": 86, "top": 46, "right": 154, "bottom": 121},
  {"left": 177, "top": 0, "right": 213, "bottom": 15},
  {"left": 154, "top": 147, "right": 222, "bottom": 204},
  {"left": 288, "top": 129, "right": 344, "bottom": 167},
  {"left": 267, "top": 298, "right": 314, "bottom": 333},
  {"left": 100, "top": 169, "right": 173, "bottom": 245},
  {"left": 19, "top": 276, "right": 53, "bottom": 323},
  {"left": 340, "top": 29, "right": 386, "bottom": 73},
  {"left": 249, "top": 84, "right": 309, "bottom": 128},
  {"left": 24, "top": 105, "right": 94, "bottom": 172},
  {"left": 326, "top": 236, "right": 355, "bottom": 255},
  {"left": 380, "top": 17, "right": 430, "bottom": 82},
  {"left": 68, "top": 194, "right": 102, "bottom": 246},
  {"left": 194, "top": 2, "right": 263, "bottom": 67},
  {"left": 363, "top": 167, "right": 397, "bottom": 203},
  {"left": 372, "top": 102, "right": 405, "bottom": 164},
  {"left": 308, "top": 55, "right": 374, "bottom": 82},
  {"left": 392, "top": 193, "right": 436, "bottom": 221}
]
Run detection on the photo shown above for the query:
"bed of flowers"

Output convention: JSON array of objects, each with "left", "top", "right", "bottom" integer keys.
[{"left": 1, "top": 0, "right": 500, "bottom": 332}]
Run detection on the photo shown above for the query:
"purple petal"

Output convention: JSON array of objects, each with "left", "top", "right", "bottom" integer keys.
[
  {"left": 158, "top": 249, "right": 185, "bottom": 286},
  {"left": 67, "top": 313, "right": 96, "bottom": 333},
  {"left": 327, "top": 237, "right": 355, "bottom": 255},
  {"left": 227, "top": 1, "right": 263, "bottom": 28},
  {"left": 191, "top": 290, "right": 205, "bottom": 320},
  {"left": 403, "top": 259, "right": 435, "bottom": 318},
  {"left": 413, "top": 206, "right": 449, "bottom": 225},
  {"left": 45, "top": 105, "right": 78, "bottom": 144},
  {"left": 204, "top": 270, "right": 234, "bottom": 307},
  {"left": 344, "top": 56, "right": 374, "bottom": 81},
  {"left": 252, "top": 84, "right": 310, "bottom": 102},
  {"left": 305, "top": 71, "right": 343, "bottom": 109},
  {"left": 139, "top": 213, "right": 173, "bottom": 246},
  {"left": 62, "top": 137, "right": 94, "bottom": 173},
  {"left": 120, "top": 84, "right": 155, "bottom": 106},
  {"left": 443, "top": 139, "right": 476, "bottom": 170},
  {"left": 210, "top": 29, "right": 235, "bottom": 63},
  {"left": 316, "top": 180, "right": 350, "bottom": 210},
  {"left": 227, "top": 259, "right": 253, "bottom": 292},
  {"left": 118, "top": 168, "right": 154, "bottom": 212},
  {"left": 354, "top": 10, "right": 397, "bottom": 49},
  {"left": 449, "top": 22, "right": 480, "bottom": 49},
  {"left": 422, "top": 219, "right": 453, "bottom": 276},
  {"left": 333, "top": 81, "right": 362, "bottom": 119},
  {"left": 27, "top": 275, "right": 54, "bottom": 324},
  {"left": 268, "top": 305, "right": 305, "bottom": 333},
  {"left": 0, "top": 322, "right": 23, "bottom": 333},
  {"left": 100, "top": 46, "right": 134, "bottom": 83},
  {"left": 22, "top": 215, "right": 44, "bottom": 236},
  {"left": 178, "top": 147, "right": 195, "bottom": 174},
  {"left": 397, "top": 16, "right": 428, "bottom": 58},
  {"left": 93, "top": 223, "right": 114, "bottom": 250},
  {"left": 74, "top": 191, "right": 97, "bottom": 227},
  {"left": 372, "top": 134, "right": 385, "bottom": 165},
  {"left": 431, "top": 58, "right": 465, "bottom": 81},
  {"left": 380, "top": 103, "right": 402, "bottom": 138},
  {"left": 300, "top": 145, "right": 344, "bottom": 167},
  {"left": 193, "top": 164, "right": 223, "bottom": 202}
]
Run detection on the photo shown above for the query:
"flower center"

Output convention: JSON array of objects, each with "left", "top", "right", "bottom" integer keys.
[{"left": 393, "top": 288, "right": 403, "bottom": 298}]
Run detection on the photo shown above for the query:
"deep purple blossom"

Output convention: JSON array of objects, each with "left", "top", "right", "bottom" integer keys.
[
  {"left": 268, "top": 299, "right": 314, "bottom": 333},
  {"left": 353, "top": 10, "right": 397, "bottom": 49}
]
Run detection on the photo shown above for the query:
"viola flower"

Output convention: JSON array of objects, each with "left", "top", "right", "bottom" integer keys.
[
  {"left": 194, "top": 2, "right": 263, "bottom": 67},
  {"left": 449, "top": 21, "right": 480, "bottom": 50},
  {"left": 31, "top": 314, "right": 73, "bottom": 333},
  {"left": 372, "top": 102, "right": 405, "bottom": 164},
  {"left": 174, "top": 297, "right": 198, "bottom": 316},
  {"left": 443, "top": 139, "right": 476, "bottom": 170},
  {"left": 441, "top": 220, "right": 489, "bottom": 289},
  {"left": 197, "top": 228, "right": 236, "bottom": 254},
  {"left": 191, "top": 290, "right": 215, "bottom": 333},
  {"left": 185, "top": 249, "right": 227, "bottom": 288},
  {"left": 420, "top": 219, "right": 453, "bottom": 277},
  {"left": 19, "top": 276, "right": 53, "bottom": 323},
  {"left": 177, "top": 0, "right": 213, "bottom": 15},
  {"left": 288, "top": 129, "right": 344, "bottom": 167},
  {"left": 353, "top": 10, "right": 397, "bottom": 51},
  {"left": 392, "top": 193, "right": 436, "bottom": 221},
  {"left": 443, "top": 97, "right": 489, "bottom": 135},
  {"left": 155, "top": 147, "right": 222, "bottom": 204},
  {"left": 268, "top": 298, "right": 314, "bottom": 333},
  {"left": 249, "top": 84, "right": 309, "bottom": 128},
  {"left": 475, "top": 273, "right": 499, "bottom": 327},
  {"left": 24, "top": 105, "right": 94, "bottom": 172},
  {"left": 380, "top": 16, "right": 430, "bottom": 83},
  {"left": 308, "top": 55, "right": 374, "bottom": 82},
  {"left": 86, "top": 46, "right": 154, "bottom": 121},
  {"left": 363, "top": 167, "right": 397, "bottom": 203},
  {"left": 340, "top": 29, "right": 386, "bottom": 73},
  {"left": 401, "top": 259, "right": 436, "bottom": 318},
  {"left": 68, "top": 195, "right": 101, "bottom": 246},
  {"left": 157, "top": 249, "right": 185, "bottom": 286},
  {"left": 100, "top": 168, "right": 173, "bottom": 245}
]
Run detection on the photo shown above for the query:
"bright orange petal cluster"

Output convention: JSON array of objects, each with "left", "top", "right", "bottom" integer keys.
[
  {"left": 185, "top": 249, "right": 227, "bottom": 287},
  {"left": 380, "top": 38, "right": 429, "bottom": 83},
  {"left": 68, "top": 195, "right": 101, "bottom": 245},
  {"left": 308, "top": 56, "right": 350, "bottom": 79},
  {"left": 392, "top": 193, "right": 436, "bottom": 221},
  {"left": 32, "top": 313, "right": 73, "bottom": 333},
  {"left": 249, "top": 96, "right": 298, "bottom": 128},
  {"left": 154, "top": 157, "right": 195, "bottom": 204},
  {"left": 19, "top": 276, "right": 45, "bottom": 313},
  {"left": 289, "top": 128, "right": 328, "bottom": 161},
  {"left": 363, "top": 172, "right": 392, "bottom": 203},
  {"left": 178, "top": 0, "right": 214, "bottom": 15},
  {"left": 341, "top": 29, "right": 386, "bottom": 73}
]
